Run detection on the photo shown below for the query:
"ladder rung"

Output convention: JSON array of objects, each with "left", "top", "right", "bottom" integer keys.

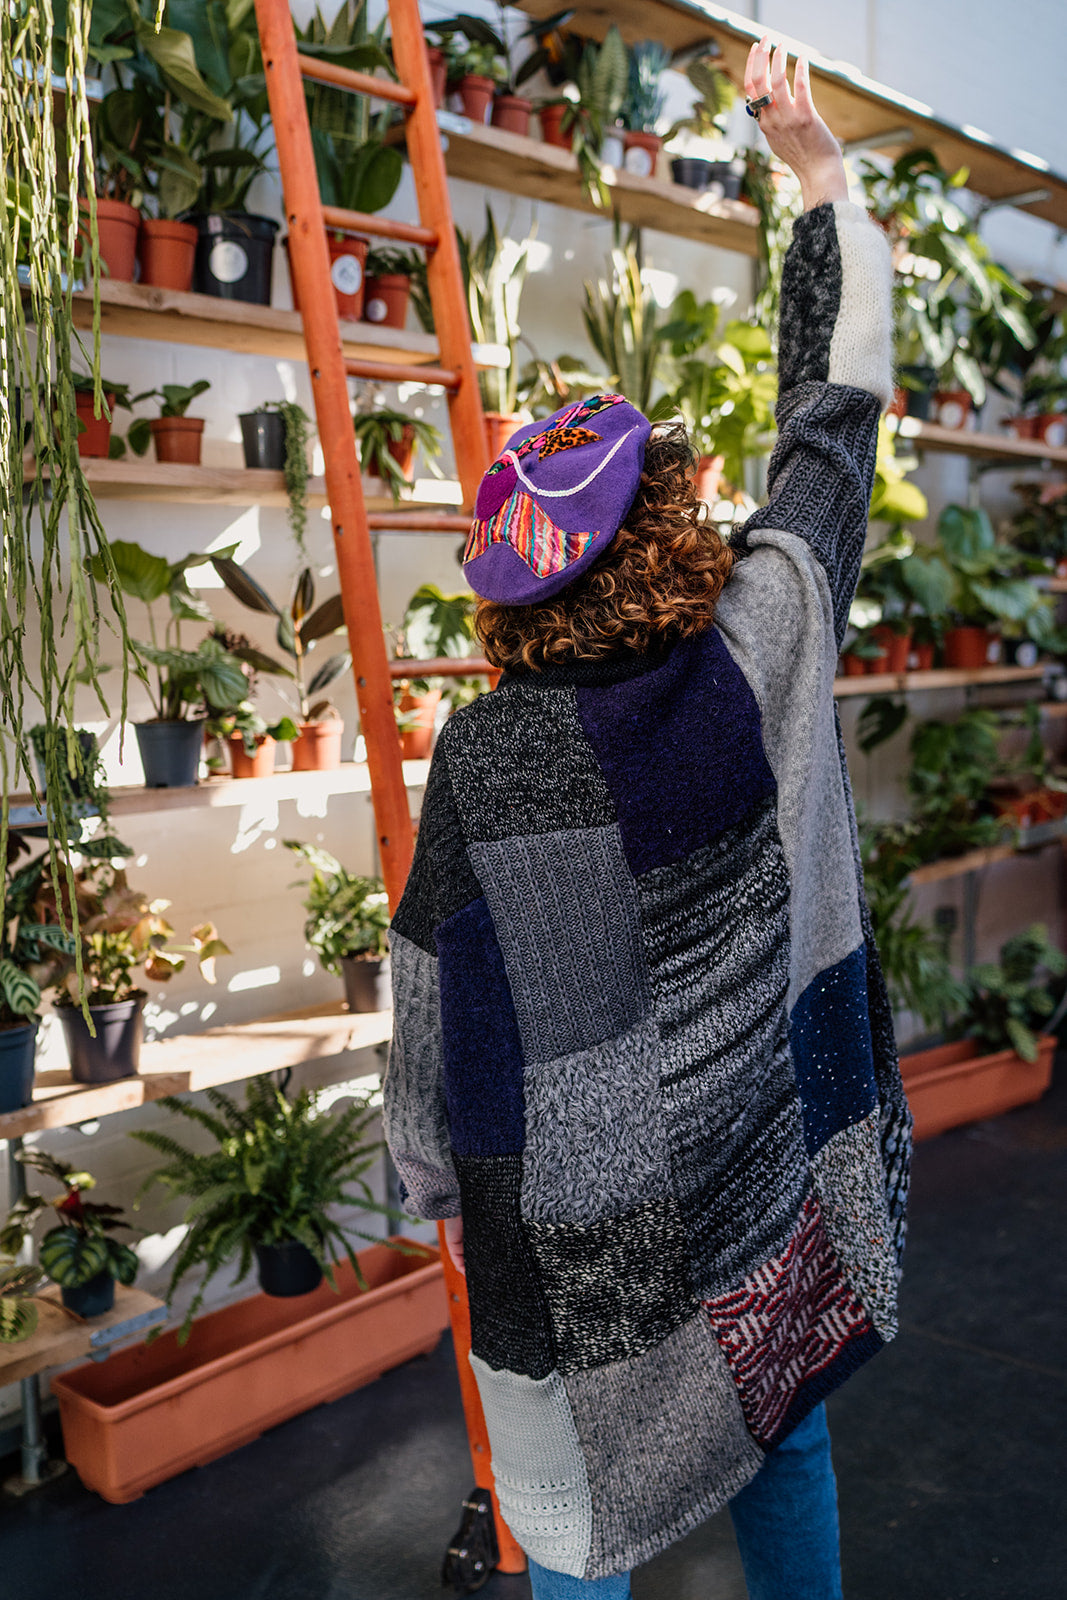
[
  {"left": 322, "top": 206, "right": 437, "bottom": 247},
  {"left": 345, "top": 357, "right": 460, "bottom": 388},
  {"left": 368, "top": 512, "right": 471, "bottom": 532},
  {"left": 296, "top": 54, "right": 416, "bottom": 105},
  {"left": 390, "top": 658, "right": 492, "bottom": 679}
]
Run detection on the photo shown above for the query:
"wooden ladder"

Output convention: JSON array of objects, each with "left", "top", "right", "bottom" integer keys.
[{"left": 251, "top": 0, "right": 522, "bottom": 1577}]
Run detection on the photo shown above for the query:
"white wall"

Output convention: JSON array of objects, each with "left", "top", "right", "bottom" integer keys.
[{"left": 4, "top": 0, "right": 1067, "bottom": 1424}]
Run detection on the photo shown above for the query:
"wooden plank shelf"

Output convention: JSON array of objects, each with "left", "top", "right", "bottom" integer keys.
[
  {"left": 400, "top": 115, "right": 760, "bottom": 256},
  {"left": 0, "top": 1003, "right": 392, "bottom": 1144},
  {"left": 68, "top": 278, "right": 507, "bottom": 371},
  {"left": 515, "top": 1, "right": 1067, "bottom": 231},
  {"left": 834, "top": 665, "right": 1049, "bottom": 698},
  {"left": 889, "top": 417, "right": 1067, "bottom": 467},
  {"left": 0, "top": 1287, "right": 167, "bottom": 1388},
  {"left": 908, "top": 819, "right": 1067, "bottom": 886}
]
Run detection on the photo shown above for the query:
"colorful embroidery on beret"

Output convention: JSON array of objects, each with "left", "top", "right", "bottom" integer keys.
[{"left": 464, "top": 487, "right": 598, "bottom": 578}]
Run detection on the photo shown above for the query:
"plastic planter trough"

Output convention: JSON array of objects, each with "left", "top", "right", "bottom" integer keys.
[
  {"left": 900, "top": 1035, "right": 1056, "bottom": 1140},
  {"left": 52, "top": 1239, "right": 446, "bottom": 1504}
]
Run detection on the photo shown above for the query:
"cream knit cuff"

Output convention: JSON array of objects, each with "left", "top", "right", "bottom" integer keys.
[{"left": 826, "top": 201, "right": 895, "bottom": 411}]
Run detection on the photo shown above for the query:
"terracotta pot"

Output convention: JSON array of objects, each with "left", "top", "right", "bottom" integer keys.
[
  {"left": 933, "top": 389, "right": 973, "bottom": 431},
  {"left": 484, "top": 411, "right": 525, "bottom": 460},
  {"left": 79, "top": 198, "right": 139, "bottom": 282},
  {"left": 840, "top": 652, "right": 867, "bottom": 677},
  {"left": 138, "top": 218, "right": 198, "bottom": 292},
  {"left": 363, "top": 273, "right": 410, "bottom": 329},
  {"left": 75, "top": 390, "right": 115, "bottom": 458},
  {"left": 1007, "top": 415, "right": 1037, "bottom": 439},
  {"left": 909, "top": 641, "right": 936, "bottom": 671},
  {"left": 943, "top": 625, "right": 993, "bottom": 670},
  {"left": 385, "top": 423, "right": 417, "bottom": 481},
  {"left": 458, "top": 73, "right": 495, "bottom": 124},
  {"left": 871, "top": 625, "right": 912, "bottom": 674},
  {"left": 52, "top": 1239, "right": 446, "bottom": 1505},
  {"left": 427, "top": 46, "right": 447, "bottom": 109},
  {"left": 149, "top": 416, "right": 204, "bottom": 465},
  {"left": 291, "top": 720, "right": 343, "bottom": 771},
  {"left": 623, "top": 130, "right": 662, "bottom": 178},
  {"left": 1035, "top": 787, "right": 1067, "bottom": 823},
  {"left": 900, "top": 1035, "right": 1055, "bottom": 1140},
  {"left": 864, "top": 639, "right": 890, "bottom": 674},
  {"left": 695, "top": 453, "right": 725, "bottom": 503},
  {"left": 486, "top": 667, "right": 502, "bottom": 690},
  {"left": 1032, "top": 412, "right": 1067, "bottom": 449},
  {"left": 887, "top": 388, "right": 909, "bottom": 420},
  {"left": 988, "top": 782, "right": 1040, "bottom": 827},
  {"left": 491, "top": 94, "right": 532, "bottom": 136},
  {"left": 340, "top": 954, "right": 392, "bottom": 1014},
  {"left": 539, "top": 103, "right": 575, "bottom": 150},
  {"left": 227, "top": 735, "right": 275, "bottom": 780},
  {"left": 398, "top": 687, "right": 442, "bottom": 761},
  {"left": 288, "top": 232, "right": 369, "bottom": 321}
]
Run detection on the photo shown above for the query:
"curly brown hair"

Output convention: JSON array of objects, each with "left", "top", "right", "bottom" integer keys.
[{"left": 474, "top": 421, "right": 735, "bottom": 672}]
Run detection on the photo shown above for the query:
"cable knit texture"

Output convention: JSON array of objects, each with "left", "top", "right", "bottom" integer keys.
[{"left": 382, "top": 202, "right": 910, "bottom": 1580}]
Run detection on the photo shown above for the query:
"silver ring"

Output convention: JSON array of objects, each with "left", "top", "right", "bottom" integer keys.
[{"left": 745, "top": 93, "right": 773, "bottom": 120}]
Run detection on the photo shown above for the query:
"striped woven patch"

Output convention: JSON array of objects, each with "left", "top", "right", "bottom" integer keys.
[{"left": 464, "top": 487, "right": 598, "bottom": 578}]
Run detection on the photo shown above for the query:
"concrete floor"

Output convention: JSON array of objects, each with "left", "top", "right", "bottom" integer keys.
[{"left": 3, "top": 1066, "right": 1065, "bottom": 1600}]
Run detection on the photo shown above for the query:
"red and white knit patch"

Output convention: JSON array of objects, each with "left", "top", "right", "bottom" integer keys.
[{"left": 703, "top": 1193, "right": 872, "bottom": 1445}]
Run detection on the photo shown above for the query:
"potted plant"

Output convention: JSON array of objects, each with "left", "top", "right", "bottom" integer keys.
[
  {"left": 661, "top": 292, "right": 777, "bottom": 492},
  {"left": 0, "top": 1265, "right": 46, "bottom": 1346},
  {"left": 0, "top": 830, "right": 75, "bottom": 1114},
  {"left": 904, "top": 709, "right": 1012, "bottom": 864},
  {"left": 126, "top": 381, "right": 211, "bottom": 466},
  {"left": 664, "top": 55, "right": 739, "bottom": 192},
  {"left": 460, "top": 206, "right": 533, "bottom": 456},
  {"left": 300, "top": 119, "right": 402, "bottom": 321},
  {"left": 210, "top": 556, "right": 350, "bottom": 771},
  {"left": 70, "top": 374, "right": 137, "bottom": 459},
  {"left": 534, "top": 26, "right": 628, "bottom": 206},
  {"left": 622, "top": 40, "right": 669, "bottom": 177},
  {"left": 433, "top": 14, "right": 506, "bottom": 123},
  {"left": 353, "top": 407, "right": 443, "bottom": 500},
  {"left": 201, "top": 622, "right": 302, "bottom": 780},
  {"left": 284, "top": 842, "right": 391, "bottom": 1011},
  {"left": 1004, "top": 479, "right": 1067, "bottom": 571},
  {"left": 236, "top": 399, "right": 312, "bottom": 556},
  {"left": 859, "top": 815, "right": 965, "bottom": 1030},
  {"left": 934, "top": 504, "right": 1049, "bottom": 668},
  {"left": 901, "top": 926, "right": 1065, "bottom": 1138},
  {"left": 80, "top": 85, "right": 146, "bottom": 282},
  {"left": 393, "top": 584, "right": 480, "bottom": 758},
  {"left": 2, "top": 1152, "right": 140, "bottom": 1319},
  {"left": 363, "top": 246, "right": 420, "bottom": 329}
]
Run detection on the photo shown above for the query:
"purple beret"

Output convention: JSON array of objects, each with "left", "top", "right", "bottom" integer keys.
[{"left": 462, "top": 393, "right": 651, "bottom": 605}]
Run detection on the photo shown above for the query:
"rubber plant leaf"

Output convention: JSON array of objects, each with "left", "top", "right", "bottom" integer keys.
[
  {"left": 211, "top": 556, "right": 281, "bottom": 617},
  {"left": 132, "top": 17, "right": 234, "bottom": 122},
  {"left": 302, "top": 595, "right": 346, "bottom": 642}
]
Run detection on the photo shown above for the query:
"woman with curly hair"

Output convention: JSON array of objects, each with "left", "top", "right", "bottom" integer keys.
[{"left": 383, "top": 38, "right": 908, "bottom": 1600}]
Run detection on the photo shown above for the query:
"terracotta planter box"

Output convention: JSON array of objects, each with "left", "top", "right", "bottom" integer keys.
[
  {"left": 52, "top": 1240, "right": 446, "bottom": 1505},
  {"left": 900, "top": 1036, "right": 1056, "bottom": 1140}
]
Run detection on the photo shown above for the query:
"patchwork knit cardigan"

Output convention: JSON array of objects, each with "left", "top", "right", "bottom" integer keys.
[{"left": 383, "top": 200, "right": 912, "bottom": 1581}]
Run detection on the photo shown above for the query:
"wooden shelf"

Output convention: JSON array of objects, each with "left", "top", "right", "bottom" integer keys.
[
  {"left": 0, "top": 1287, "right": 166, "bottom": 1387},
  {"left": 404, "top": 116, "right": 760, "bottom": 256},
  {"left": 908, "top": 819, "right": 1067, "bottom": 885},
  {"left": 69, "top": 278, "right": 507, "bottom": 371},
  {"left": 889, "top": 417, "right": 1067, "bottom": 467},
  {"left": 515, "top": 1, "right": 1067, "bottom": 231},
  {"left": 0, "top": 1002, "right": 392, "bottom": 1143},
  {"left": 834, "top": 665, "right": 1049, "bottom": 697}
]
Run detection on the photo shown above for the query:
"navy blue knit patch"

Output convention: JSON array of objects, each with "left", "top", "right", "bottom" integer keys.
[
  {"left": 436, "top": 897, "right": 525, "bottom": 1156},
  {"left": 575, "top": 628, "right": 777, "bottom": 875},
  {"left": 455, "top": 1152, "right": 556, "bottom": 1380},
  {"left": 790, "top": 945, "right": 878, "bottom": 1155}
]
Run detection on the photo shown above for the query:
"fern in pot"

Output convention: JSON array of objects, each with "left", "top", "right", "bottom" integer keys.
[
  {"left": 1, "top": 1151, "right": 139, "bottom": 1320},
  {"left": 284, "top": 841, "right": 391, "bottom": 1012}
]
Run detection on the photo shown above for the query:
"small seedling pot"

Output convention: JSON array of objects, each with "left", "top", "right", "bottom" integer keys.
[
  {"left": 254, "top": 1240, "right": 324, "bottom": 1298},
  {"left": 539, "top": 104, "right": 574, "bottom": 150},
  {"left": 135, "top": 718, "right": 204, "bottom": 787},
  {"left": 363, "top": 273, "right": 411, "bottom": 328},
  {"left": 191, "top": 213, "right": 278, "bottom": 305},
  {"left": 149, "top": 416, "right": 204, "bottom": 465},
  {"left": 62, "top": 1272, "right": 116, "bottom": 1319},
  {"left": 75, "top": 390, "right": 115, "bottom": 458},
  {"left": 491, "top": 94, "right": 532, "bottom": 136},
  {"left": 139, "top": 218, "right": 198, "bottom": 292},
  {"left": 0, "top": 1019, "right": 38, "bottom": 1114},
  {"left": 58, "top": 994, "right": 145, "bottom": 1085},
  {"left": 457, "top": 74, "right": 495, "bottom": 124},
  {"left": 398, "top": 687, "right": 442, "bottom": 761},
  {"left": 290, "top": 720, "right": 343, "bottom": 772},
  {"left": 79, "top": 198, "right": 140, "bottom": 282},
  {"left": 239, "top": 410, "right": 286, "bottom": 470},
  {"left": 340, "top": 954, "right": 392, "bottom": 1014},
  {"left": 228, "top": 735, "right": 276, "bottom": 780}
]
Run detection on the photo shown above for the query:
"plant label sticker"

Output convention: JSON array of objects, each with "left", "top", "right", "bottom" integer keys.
[
  {"left": 937, "top": 397, "right": 967, "bottom": 430},
  {"left": 209, "top": 240, "right": 248, "bottom": 284},
  {"left": 1043, "top": 419, "right": 1066, "bottom": 449},
  {"left": 331, "top": 254, "right": 363, "bottom": 297},
  {"left": 365, "top": 295, "right": 387, "bottom": 323}
]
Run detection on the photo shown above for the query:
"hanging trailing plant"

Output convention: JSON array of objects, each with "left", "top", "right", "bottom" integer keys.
[{"left": 2, "top": 0, "right": 136, "bottom": 1004}]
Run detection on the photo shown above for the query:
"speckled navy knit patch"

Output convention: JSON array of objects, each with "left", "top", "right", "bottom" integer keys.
[
  {"left": 575, "top": 628, "right": 777, "bottom": 875},
  {"left": 436, "top": 897, "right": 525, "bottom": 1157},
  {"left": 789, "top": 944, "right": 878, "bottom": 1155},
  {"left": 456, "top": 1152, "right": 556, "bottom": 1380}
]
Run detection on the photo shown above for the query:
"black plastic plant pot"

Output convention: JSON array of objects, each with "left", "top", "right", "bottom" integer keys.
[
  {"left": 190, "top": 213, "right": 279, "bottom": 305},
  {"left": 58, "top": 994, "right": 145, "bottom": 1085},
  {"left": 61, "top": 1271, "right": 115, "bottom": 1319},
  {"left": 239, "top": 410, "right": 286, "bottom": 470},
  {"left": 135, "top": 719, "right": 204, "bottom": 788},
  {"left": 0, "top": 1018, "right": 38, "bottom": 1113},
  {"left": 254, "top": 1239, "right": 324, "bottom": 1298},
  {"left": 340, "top": 955, "right": 392, "bottom": 1014},
  {"left": 670, "top": 157, "right": 713, "bottom": 190},
  {"left": 899, "top": 365, "right": 938, "bottom": 420}
]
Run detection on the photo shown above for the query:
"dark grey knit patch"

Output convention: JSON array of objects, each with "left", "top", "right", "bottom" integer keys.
[
  {"left": 520, "top": 1018, "right": 670, "bottom": 1227},
  {"left": 565, "top": 1313, "right": 763, "bottom": 1579},
  {"left": 441, "top": 682, "right": 615, "bottom": 843},
  {"left": 470, "top": 824, "right": 649, "bottom": 1063},
  {"left": 527, "top": 1196, "right": 695, "bottom": 1373},
  {"left": 455, "top": 1152, "right": 556, "bottom": 1380},
  {"left": 776, "top": 203, "right": 840, "bottom": 391},
  {"left": 637, "top": 795, "right": 810, "bottom": 1295},
  {"left": 391, "top": 744, "right": 480, "bottom": 949}
]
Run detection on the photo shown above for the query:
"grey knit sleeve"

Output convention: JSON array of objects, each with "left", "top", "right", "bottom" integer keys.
[
  {"left": 734, "top": 200, "right": 893, "bottom": 649},
  {"left": 381, "top": 749, "right": 461, "bottom": 1221}
]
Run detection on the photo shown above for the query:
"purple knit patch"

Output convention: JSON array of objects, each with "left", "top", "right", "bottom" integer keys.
[
  {"left": 436, "top": 897, "right": 526, "bottom": 1156},
  {"left": 575, "top": 628, "right": 777, "bottom": 875}
]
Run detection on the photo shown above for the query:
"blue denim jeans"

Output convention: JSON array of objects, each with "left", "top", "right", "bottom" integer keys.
[{"left": 526, "top": 1403, "right": 843, "bottom": 1600}]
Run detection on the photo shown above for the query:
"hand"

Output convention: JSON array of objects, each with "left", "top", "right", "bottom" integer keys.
[
  {"left": 443, "top": 1213, "right": 465, "bottom": 1276},
  {"left": 744, "top": 37, "right": 848, "bottom": 211}
]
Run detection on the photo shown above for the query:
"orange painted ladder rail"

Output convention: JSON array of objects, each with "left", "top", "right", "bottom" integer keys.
[{"left": 251, "top": 0, "right": 520, "bottom": 1583}]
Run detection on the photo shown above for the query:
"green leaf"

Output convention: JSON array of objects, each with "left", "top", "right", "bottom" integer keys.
[
  {"left": 211, "top": 557, "right": 281, "bottom": 617},
  {"left": 0, "top": 959, "right": 40, "bottom": 1019},
  {"left": 857, "top": 696, "right": 909, "bottom": 754},
  {"left": 39, "top": 1229, "right": 110, "bottom": 1288},
  {"left": 1005, "top": 1016, "right": 1039, "bottom": 1063},
  {"left": 0, "top": 1297, "right": 38, "bottom": 1344},
  {"left": 93, "top": 540, "right": 171, "bottom": 603},
  {"left": 308, "top": 653, "right": 350, "bottom": 695},
  {"left": 302, "top": 595, "right": 346, "bottom": 643},
  {"left": 134, "top": 18, "right": 235, "bottom": 121}
]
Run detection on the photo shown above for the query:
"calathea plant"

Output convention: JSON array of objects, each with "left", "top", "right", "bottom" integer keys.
[
  {"left": 1, "top": 830, "right": 77, "bottom": 1029},
  {"left": 1, "top": 1150, "right": 140, "bottom": 1297},
  {"left": 955, "top": 925, "right": 1067, "bottom": 1062}
]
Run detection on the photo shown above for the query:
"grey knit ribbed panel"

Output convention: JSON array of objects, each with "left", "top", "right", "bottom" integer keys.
[
  {"left": 638, "top": 796, "right": 809, "bottom": 1295},
  {"left": 812, "top": 1111, "right": 899, "bottom": 1340},
  {"left": 381, "top": 932, "right": 457, "bottom": 1215},
  {"left": 470, "top": 825, "right": 649, "bottom": 1064},
  {"left": 469, "top": 1355, "right": 593, "bottom": 1578},
  {"left": 565, "top": 1314, "right": 764, "bottom": 1580},
  {"left": 520, "top": 1018, "right": 669, "bottom": 1227},
  {"left": 392, "top": 1153, "right": 462, "bottom": 1221},
  {"left": 441, "top": 681, "right": 615, "bottom": 842},
  {"left": 716, "top": 532, "right": 863, "bottom": 1012}
]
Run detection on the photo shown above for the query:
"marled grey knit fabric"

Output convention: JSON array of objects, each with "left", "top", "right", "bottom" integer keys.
[
  {"left": 383, "top": 931, "right": 458, "bottom": 1216},
  {"left": 812, "top": 1111, "right": 899, "bottom": 1340}
]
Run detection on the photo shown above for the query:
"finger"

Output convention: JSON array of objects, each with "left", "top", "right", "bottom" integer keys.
[
  {"left": 744, "top": 41, "right": 761, "bottom": 100},
  {"left": 747, "top": 34, "right": 772, "bottom": 101},
  {"left": 770, "top": 42, "right": 793, "bottom": 108},
  {"left": 793, "top": 54, "right": 816, "bottom": 117}
]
